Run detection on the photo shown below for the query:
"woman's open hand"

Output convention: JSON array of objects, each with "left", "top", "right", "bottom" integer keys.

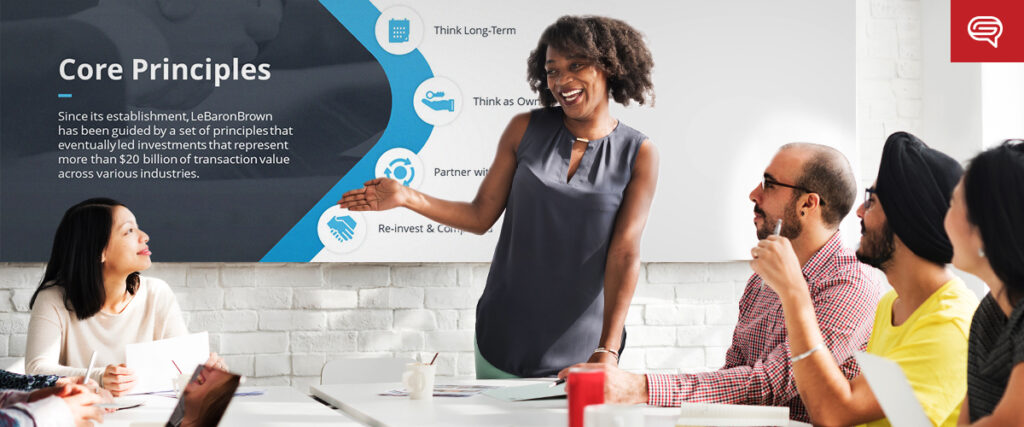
[{"left": 338, "top": 178, "right": 409, "bottom": 211}]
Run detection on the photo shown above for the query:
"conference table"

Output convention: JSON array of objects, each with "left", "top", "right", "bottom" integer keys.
[
  {"left": 98, "top": 380, "right": 814, "bottom": 426},
  {"left": 311, "top": 379, "right": 813, "bottom": 427},
  {"left": 99, "top": 386, "right": 361, "bottom": 426}
]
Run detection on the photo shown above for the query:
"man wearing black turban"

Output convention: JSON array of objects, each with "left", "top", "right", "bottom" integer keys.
[
  {"left": 862, "top": 131, "right": 964, "bottom": 268},
  {"left": 749, "top": 132, "right": 979, "bottom": 426}
]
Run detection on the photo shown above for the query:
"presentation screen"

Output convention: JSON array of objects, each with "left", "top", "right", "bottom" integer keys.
[{"left": 0, "top": 0, "right": 854, "bottom": 262}]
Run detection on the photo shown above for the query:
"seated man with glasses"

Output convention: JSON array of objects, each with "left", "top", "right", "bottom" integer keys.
[
  {"left": 753, "top": 132, "right": 977, "bottom": 426},
  {"left": 559, "top": 142, "right": 883, "bottom": 423}
]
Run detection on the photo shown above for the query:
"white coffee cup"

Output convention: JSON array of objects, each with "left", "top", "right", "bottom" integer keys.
[
  {"left": 401, "top": 363, "right": 436, "bottom": 400},
  {"left": 584, "top": 404, "right": 645, "bottom": 427},
  {"left": 173, "top": 372, "right": 192, "bottom": 395}
]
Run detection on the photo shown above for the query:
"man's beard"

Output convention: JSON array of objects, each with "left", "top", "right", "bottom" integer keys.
[
  {"left": 755, "top": 200, "right": 803, "bottom": 240},
  {"left": 857, "top": 219, "right": 896, "bottom": 271}
]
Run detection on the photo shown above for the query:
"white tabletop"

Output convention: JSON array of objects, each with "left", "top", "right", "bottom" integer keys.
[
  {"left": 312, "top": 379, "right": 816, "bottom": 427},
  {"left": 311, "top": 379, "right": 682, "bottom": 427},
  {"left": 98, "top": 386, "right": 360, "bottom": 426}
]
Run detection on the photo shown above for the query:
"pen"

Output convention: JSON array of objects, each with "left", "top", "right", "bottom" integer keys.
[
  {"left": 548, "top": 378, "right": 566, "bottom": 388},
  {"left": 83, "top": 351, "right": 97, "bottom": 385}
]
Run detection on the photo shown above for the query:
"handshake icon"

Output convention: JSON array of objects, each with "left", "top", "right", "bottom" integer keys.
[{"left": 327, "top": 215, "right": 358, "bottom": 243}]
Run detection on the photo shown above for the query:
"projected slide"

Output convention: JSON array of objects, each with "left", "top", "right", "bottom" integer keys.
[{"left": 0, "top": 0, "right": 854, "bottom": 262}]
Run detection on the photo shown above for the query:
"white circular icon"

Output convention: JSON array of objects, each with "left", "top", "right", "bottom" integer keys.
[
  {"left": 413, "top": 77, "right": 462, "bottom": 126},
  {"left": 375, "top": 148, "right": 425, "bottom": 189},
  {"left": 374, "top": 6, "right": 424, "bottom": 55},
  {"left": 317, "top": 206, "right": 367, "bottom": 254}
]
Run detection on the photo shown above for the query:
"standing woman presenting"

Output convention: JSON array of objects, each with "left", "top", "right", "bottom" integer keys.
[{"left": 340, "top": 15, "right": 658, "bottom": 377}]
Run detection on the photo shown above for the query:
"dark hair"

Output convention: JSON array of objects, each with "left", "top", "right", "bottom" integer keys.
[
  {"left": 30, "top": 198, "right": 140, "bottom": 320},
  {"left": 963, "top": 140, "right": 1024, "bottom": 306},
  {"left": 527, "top": 15, "right": 654, "bottom": 108},
  {"left": 783, "top": 143, "right": 858, "bottom": 228}
]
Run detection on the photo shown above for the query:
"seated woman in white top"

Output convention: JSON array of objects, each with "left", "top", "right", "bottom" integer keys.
[{"left": 26, "top": 198, "right": 223, "bottom": 396}]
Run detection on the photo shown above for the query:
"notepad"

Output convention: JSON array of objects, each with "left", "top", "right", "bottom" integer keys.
[
  {"left": 856, "top": 352, "right": 932, "bottom": 427},
  {"left": 675, "top": 402, "right": 789, "bottom": 426},
  {"left": 481, "top": 382, "right": 566, "bottom": 401},
  {"left": 125, "top": 332, "right": 210, "bottom": 394}
]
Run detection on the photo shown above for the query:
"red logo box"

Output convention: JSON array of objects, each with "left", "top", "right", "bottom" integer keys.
[{"left": 951, "top": 0, "right": 1024, "bottom": 62}]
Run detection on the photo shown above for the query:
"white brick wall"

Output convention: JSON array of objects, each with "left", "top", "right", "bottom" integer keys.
[
  {"left": 0, "top": 262, "right": 743, "bottom": 382},
  {"left": 0, "top": 0, "right": 922, "bottom": 387},
  {"left": 858, "top": 0, "right": 923, "bottom": 183}
]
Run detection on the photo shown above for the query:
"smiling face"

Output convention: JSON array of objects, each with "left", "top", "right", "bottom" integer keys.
[
  {"left": 102, "top": 205, "right": 151, "bottom": 276},
  {"left": 545, "top": 46, "right": 609, "bottom": 120}
]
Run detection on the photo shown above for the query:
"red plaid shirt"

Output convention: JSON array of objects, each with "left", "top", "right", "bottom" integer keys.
[{"left": 646, "top": 232, "right": 882, "bottom": 422}]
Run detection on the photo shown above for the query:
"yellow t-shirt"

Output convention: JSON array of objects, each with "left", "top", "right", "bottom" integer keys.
[{"left": 862, "top": 278, "right": 979, "bottom": 427}]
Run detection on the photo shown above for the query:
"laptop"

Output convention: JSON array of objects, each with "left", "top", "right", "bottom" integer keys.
[
  {"left": 855, "top": 352, "right": 932, "bottom": 427},
  {"left": 165, "top": 365, "right": 242, "bottom": 427}
]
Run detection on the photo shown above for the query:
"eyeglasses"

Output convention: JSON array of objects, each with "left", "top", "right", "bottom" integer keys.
[
  {"left": 864, "top": 187, "right": 878, "bottom": 210},
  {"left": 761, "top": 176, "right": 827, "bottom": 206}
]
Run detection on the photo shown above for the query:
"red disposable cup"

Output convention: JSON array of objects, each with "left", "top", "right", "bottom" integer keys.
[{"left": 567, "top": 368, "right": 605, "bottom": 427}]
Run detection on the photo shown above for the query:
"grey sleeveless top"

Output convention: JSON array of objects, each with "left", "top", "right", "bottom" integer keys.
[{"left": 476, "top": 107, "right": 647, "bottom": 377}]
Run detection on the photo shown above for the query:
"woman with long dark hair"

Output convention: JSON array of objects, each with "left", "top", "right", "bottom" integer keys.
[
  {"left": 26, "top": 198, "right": 222, "bottom": 396},
  {"left": 944, "top": 140, "right": 1024, "bottom": 425}
]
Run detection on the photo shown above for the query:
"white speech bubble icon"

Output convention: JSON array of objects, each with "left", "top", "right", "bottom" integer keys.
[{"left": 968, "top": 16, "right": 1003, "bottom": 48}]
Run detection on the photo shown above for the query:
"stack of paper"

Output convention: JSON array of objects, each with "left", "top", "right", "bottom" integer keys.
[
  {"left": 125, "top": 332, "right": 210, "bottom": 394},
  {"left": 676, "top": 402, "right": 789, "bottom": 426},
  {"left": 379, "top": 384, "right": 499, "bottom": 398}
]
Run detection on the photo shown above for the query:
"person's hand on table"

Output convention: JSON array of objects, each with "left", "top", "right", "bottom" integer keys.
[
  {"left": 54, "top": 376, "right": 115, "bottom": 411},
  {"left": 339, "top": 178, "right": 411, "bottom": 211},
  {"left": 61, "top": 385, "right": 106, "bottom": 427},
  {"left": 749, "top": 235, "right": 808, "bottom": 299},
  {"left": 557, "top": 363, "right": 649, "bottom": 404},
  {"left": 101, "top": 363, "right": 137, "bottom": 396},
  {"left": 29, "top": 384, "right": 105, "bottom": 426},
  {"left": 206, "top": 352, "right": 229, "bottom": 371},
  {"left": 55, "top": 376, "right": 83, "bottom": 387}
]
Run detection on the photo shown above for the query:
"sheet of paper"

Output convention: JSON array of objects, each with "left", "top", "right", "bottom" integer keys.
[
  {"left": 379, "top": 384, "right": 499, "bottom": 398},
  {"left": 856, "top": 352, "right": 932, "bottom": 427},
  {"left": 481, "top": 382, "right": 566, "bottom": 401},
  {"left": 676, "top": 402, "right": 789, "bottom": 426},
  {"left": 125, "top": 331, "right": 209, "bottom": 394}
]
